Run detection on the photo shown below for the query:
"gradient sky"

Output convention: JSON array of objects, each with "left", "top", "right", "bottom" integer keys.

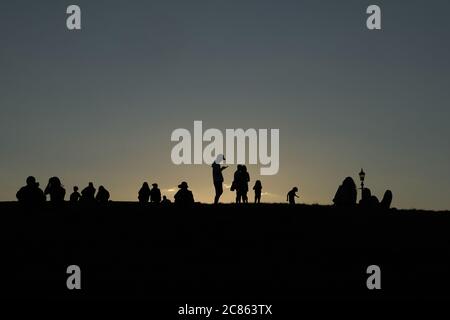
[{"left": 1, "top": 0, "right": 449, "bottom": 209}]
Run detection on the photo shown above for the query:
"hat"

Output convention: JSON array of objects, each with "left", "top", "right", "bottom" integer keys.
[
  {"left": 152, "top": 183, "right": 158, "bottom": 187},
  {"left": 178, "top": 181, "right": 188, "bottom": 189}
]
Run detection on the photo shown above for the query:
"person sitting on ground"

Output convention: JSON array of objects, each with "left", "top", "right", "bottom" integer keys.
[
  {"left": 44, "top": 176, "right": 66, "bottom": 203},
  {"left": 161, "top": 195, "right": 172, "bottom": 205},
  {"left": 96, "top": 185, "right": 110, "bottom": 204},
  {"left": 333, "top": 177, "right": 357, "bottom": 207},
  {"left": 174, "top": 181, "right": 194, "bottom": 206},
  {"left": 70, "top": 186, "right": 81, "bottom": 203},
  {"left": 359, "top": 188, "right": 372, "bottom": 209},
  {"left": 150, "top": 183, "right": 161, "bottom": 204},
  {"left": 380, "top": 190, "right": 393, "bottom": 210},
  {"left": 16, "top": 176, "right": 45, "bottom": 205},
  {"left": 138, "top": 182, "right": 151, "bottom": 203},
  {"left": 81, "top": 182, "right": 96, "bottom": 203},
  {"left": 253, "top": 180, "right": 262, "bottom": 204},
  {"left": 287, "top": 187, "right": 299, "bottom": 205}
]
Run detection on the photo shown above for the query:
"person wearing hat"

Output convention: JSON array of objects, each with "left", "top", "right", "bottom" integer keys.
[
  {"left": 212, "top": 154, "right": 228, "bottom": 204},
  {"left": 150, "top": 183, "right": 161, "bottom": 204},
  {"left": 174, "top": 181, "right": 194, "bottom": 206}
]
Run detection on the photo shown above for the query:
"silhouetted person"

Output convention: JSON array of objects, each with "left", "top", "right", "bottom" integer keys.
[
  {"left": 287, "top": 187, "right": 299, "bottom": 205},
  {"left": 359, "top": 188, "right": 372, "bottom": 209},
  {"left": 359, "top": 188, "right": 380, "bottom": 209},
  {"left": 212, "top": 154, "right": 228, "bottom": 204},
  {"left": 70, "top": 186, "right": 81, "bottom": 203},
  {"left": 16, "top": 176, "right": 45, "bottom": 205},
  {"left": 241, "top": 165, "right": 250, "bottom": 203},
  {"left": 231, "top": 165, "right": 243, "bottom": 203},
  {"left": 174, "top": 181, "right": 194, "bottom": 206},
  {"left": 44, "top": 176, "right": 66, "bottom": 203},
  {"left": 380, "top": 190, "right": 393, "bottom": 210},
  {"left": 232, "top": 165, "right": 249, "bottom": 203},
  {"left": 161, "top": 195, "right": 172, "bottom": 205},
  {"left": 150, "top": 183, "right": 161, "bottom": 204},
  {"left": 253, "top": 180, "right": 262, "bottom": 203},
  {"left": 81, "top": 182, "right": 96, "bottom": 203},
  {"left": 96, "top": 185, "right": 110, "bottom": 204},
  {"left": 138, "top": 182, "right": 151, "bottom": 203},
  {"left": 333, "top": 177, "right": 357, "bottom": 207}
]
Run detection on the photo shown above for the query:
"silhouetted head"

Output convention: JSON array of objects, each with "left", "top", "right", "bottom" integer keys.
[
  {"left": 142, "top": 182, "right": 149, "bottom": 188},
  {"left": 26, "top": 176, "right": 36, "bottom": 186},
  {"left": 98, "top": 186, "right": 105, "bottom": 192},
  {"left": 255, "top": 180, "right": 262, "bottom": 187},
  {"left": 237, "top": 164, "right": 243, "bottom": 171},
  {"left": 178, "top": 181, "right": 189, "bottom": 189},
  {"left": 293, "top": 187, "right": 298, "bottom": 192},
  {"left": 343, "top": 177, "right": 356, "bottom": 190},
  {"left": 215, "top": 154, "right": 225, "bottom": 164},
  {"left": 152, "top": 183, "right": 158, "bottom": 188},
  {"left": 242, "top": 165, "right": 248, "bottom": 172},
  {"left": 89, "top": 182, "right": 94, "bottom": 188},
  {"left": 49, "top": 177, "right": 62, "bottom": 187},
  {"left": 163, "top": 195, "right": 167, "bottom": 200},
  {"left": 73, "top": 186, "right": 78, "bottom": 192}
]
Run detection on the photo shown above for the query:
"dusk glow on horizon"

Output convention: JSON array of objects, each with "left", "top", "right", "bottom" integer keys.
[{"left": 1, "top": 0, "right": 450, "bottom": 210}]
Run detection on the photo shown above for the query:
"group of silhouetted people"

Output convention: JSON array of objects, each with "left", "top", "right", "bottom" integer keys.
[
  {"left": 16, "top": 176, "right": 110, "bottom": 205},
  {"left": 16, "top": 169, "right": 393, "bottom": 210},
  {"left": 333, "top": 176, "right": 392, "bottom": 210}
]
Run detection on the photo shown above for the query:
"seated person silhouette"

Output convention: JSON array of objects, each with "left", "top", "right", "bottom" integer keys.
[
  {"left": 70, "top": 186, "right": 81, "bottom": 203},
  {"left": 287, "top": 187, "right": 299, "bottom": 205},
  {"left": 174, "top": 181, "right": 194, "bottom": 206},
  {"left": 333, "top": 177, "right": 357, "bottom": 207},
  {"left": 150, "top": 183, "right": 162, "bottom": 204},
  {"left": 359, "top": 188, "right": 380, "bottom": 209},
  {"left": 81, "top": 182, "right": 96, "bottom": 203},
  {"left": 16, "top": 176, "right": 45, "bottom": 205},
  {"left": 138, "top": 182, "right": 151, "bottom": 203},
  {"left": 359, "top": 188, "right": 372, "bottom": 208},
  {"left": 380, "top": 190, "right": 393, "bottom": 210},
  {"left": 253, "top": 180, "right": 262, "bottom": 203},
  {"left": 44, "top": 176, "right": 66, "bottom": 202},
  {"left": 96, "top": 185, "right": 110, "bottom": 204},
  {"left": 161, "top": 195, "right": 172, "bottom": 205}
]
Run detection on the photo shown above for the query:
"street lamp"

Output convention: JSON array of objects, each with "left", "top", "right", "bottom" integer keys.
[{"left": 359, "top": 168, "right": 365, "bottom": 195}]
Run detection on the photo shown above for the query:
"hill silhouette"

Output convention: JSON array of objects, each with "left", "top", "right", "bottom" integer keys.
[{"left": 1, "top": 201, "right": 450, "bottom": 301}]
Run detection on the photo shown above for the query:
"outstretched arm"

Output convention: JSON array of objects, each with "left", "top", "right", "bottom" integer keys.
[{"left": 221, "top": 166, "right": 228, "bottom": 171}]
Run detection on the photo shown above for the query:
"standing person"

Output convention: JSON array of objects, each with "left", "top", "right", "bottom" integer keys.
[
  {"left": 212, "top": 154, "right": 228, "bottom": 204},
  {"left": 231, "top": 165, "right": 243, "bottom": 203},
  {"left": 44, "top": 177, "right": 66, "bottom": 203},
  {"left": 138, "top": 182, "right": 151, "bottom": 203},
  {"left": 240, "top": 165, "right": 250, "bottom": 203},
  {"left": 150, "top": 183, "right": 161, "bottom": 204},
  {"left": 70, "top": 186, "right": 81, "bottom": 203},
  {"left": 253, "top": 180, "right": 262, "bottom": 204},
  {"left": 287, "top": 187, "right": 299, "bottom": 205}
]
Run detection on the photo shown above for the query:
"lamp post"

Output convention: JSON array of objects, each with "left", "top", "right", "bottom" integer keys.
[{"left": 359, "top": 168, "right": 365, "bottom": 199}]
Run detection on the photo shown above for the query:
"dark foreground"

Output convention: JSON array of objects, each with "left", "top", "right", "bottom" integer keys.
[{"left": 1, "top": 202, "right": 450, "bottom": 302}]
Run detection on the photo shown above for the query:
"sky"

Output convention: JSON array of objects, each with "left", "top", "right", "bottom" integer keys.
[{"left": 1, "top": 0, "right": 449, "bottom": 210}]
